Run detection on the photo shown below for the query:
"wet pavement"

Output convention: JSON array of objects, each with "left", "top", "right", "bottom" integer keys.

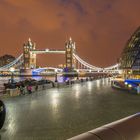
[{"left": 1, "top": 78, "right": 140, "bottom": 140}]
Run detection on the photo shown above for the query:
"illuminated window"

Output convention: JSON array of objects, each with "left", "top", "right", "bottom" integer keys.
[
  {"left": 67, "top": 48, "right": 71, "bottom": 52},
  {"left": 67, "top": 64, "right": 71, "bottom": 67},
  {"left": 67, "top": 54, "right": 71, "bottom": 57}
]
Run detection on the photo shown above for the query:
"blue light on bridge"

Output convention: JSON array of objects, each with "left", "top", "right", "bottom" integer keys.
[
  {"left": 57, "top": 76, "right": 65, "bottom": 83},
  {"left": 125, "top": 79, "right": 140, "bottom": 87},
  {"left": 32, "top": 68, "right": 47, "bottom": 75},
  {"left": 32, "top": 76, "right": 42, "bottom": 81}
]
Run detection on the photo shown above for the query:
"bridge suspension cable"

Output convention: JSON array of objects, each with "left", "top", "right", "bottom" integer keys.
[
  {"left": 104, "top": 63, "right": 120, "bottom": 70},
  {"left": 73, "top": 53, "right": 103, "bottom": 71},
  {"left": 0, "top": 54, "right": 23, "bottom": 70},
  {"left": 0, "top": 52, "right": 120, "bottom": 73}
]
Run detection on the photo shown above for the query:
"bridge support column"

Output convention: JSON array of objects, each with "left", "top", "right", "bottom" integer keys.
[
  {"left": 23, "top": 38, "right": 36, "bottom": 70},
  {"left": 65, "top": 37, "right": 76, "bottom": 71}
]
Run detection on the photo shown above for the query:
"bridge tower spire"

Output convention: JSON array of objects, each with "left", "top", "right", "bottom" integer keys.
[
  {"left": 65, "top": 37, "right": 76, "bottom": 71},
  {"left": 23, "top": 38, "right": 36, "bottom": 69}
]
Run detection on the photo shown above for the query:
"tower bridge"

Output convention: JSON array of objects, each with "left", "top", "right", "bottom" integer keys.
[{"left": 0, "top": 37, "right": 120, "bottom": 75}]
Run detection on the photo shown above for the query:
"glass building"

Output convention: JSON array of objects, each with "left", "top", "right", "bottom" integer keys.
[{"left": 120, "top": 27, "right": 140, "bottom": 79}]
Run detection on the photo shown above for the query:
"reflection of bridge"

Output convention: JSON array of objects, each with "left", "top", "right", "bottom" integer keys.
[{"left": 0, "top": 37, "right": 120, "bottom": 75}]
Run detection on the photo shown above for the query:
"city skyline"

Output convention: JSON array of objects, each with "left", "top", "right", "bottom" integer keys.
[{"left": 0, "top": 0, "right": 140, "bottom": 67}]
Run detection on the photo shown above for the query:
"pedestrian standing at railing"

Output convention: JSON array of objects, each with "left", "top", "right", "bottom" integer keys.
[
  {"left": 137, "top": 84, "right": 140, "bottom": 94},
  {"left": 19, "top": 85, "right": 24, "bottom": 95},
  {"left": 20, "top": 84, "right": 25, "bottom": 95},
  {"left": 27, "top": 85, "right": 32, "bottom": 94}
]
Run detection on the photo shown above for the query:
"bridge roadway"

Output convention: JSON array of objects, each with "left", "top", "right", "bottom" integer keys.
[{"left": 1, "top": 78, "right": 140, "bottom": 140}]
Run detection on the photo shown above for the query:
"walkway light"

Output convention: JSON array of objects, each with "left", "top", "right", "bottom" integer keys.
[
  {"left": 76, "top": 69, "right": 79, "bottom": 73},
  {"left": 125, "top": 82, "right": 128, "bottom": 85},
  {"left": 118, "top": 70, "right": 123, "bottom": 74},
  {"left": 128, "top": 84, "right": 132, "bottom": 88},
  {"left": 55, "top": 69, "right": 58, "bottom": 73},
  {"left": 9, "top": 67, "right": 15, "bottom": 73}
]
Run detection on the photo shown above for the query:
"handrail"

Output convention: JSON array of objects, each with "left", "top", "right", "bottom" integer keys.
[{"left": 68, "top": 113, "right": 140, "bottom": 140}]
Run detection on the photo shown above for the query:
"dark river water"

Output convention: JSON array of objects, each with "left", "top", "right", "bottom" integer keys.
[{"left": 1, "top": 78, "right": 140, "bottom": 140}]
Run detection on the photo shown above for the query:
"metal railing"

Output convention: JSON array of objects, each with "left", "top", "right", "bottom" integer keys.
[{"left": 68, "top": 113, "right": 140, "bottom": 140}]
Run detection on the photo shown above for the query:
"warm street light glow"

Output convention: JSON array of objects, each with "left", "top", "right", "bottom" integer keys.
[
  {"left": 76, "top": 69, "right": 79, "bottom": 72},
  {"left": 55, "top": 69, "right": 58, "bottom": 73},
  {"left": 9, "top": 67, "right": 15, "bottom": 72}
]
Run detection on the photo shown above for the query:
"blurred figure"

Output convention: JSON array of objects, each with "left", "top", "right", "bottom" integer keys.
[{"left": 27, "top": 85, "right": 32, "bottom": 94}]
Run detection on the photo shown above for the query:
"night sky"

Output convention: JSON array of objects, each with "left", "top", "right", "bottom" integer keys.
[{"left": 0, "top": 0, "right": 140, "bottom": 67}]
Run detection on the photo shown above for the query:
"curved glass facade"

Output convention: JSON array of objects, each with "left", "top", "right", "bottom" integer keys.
[
  {"left": 120, "top": 27, "right": 140, "bottom": 78},
  {"left": 120, "top": 27, "right": 140, "bottom": 70}
]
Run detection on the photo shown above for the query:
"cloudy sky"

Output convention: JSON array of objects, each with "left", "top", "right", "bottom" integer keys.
[{"left": 0, "top": 0, "right": 140, "bottom": 67}]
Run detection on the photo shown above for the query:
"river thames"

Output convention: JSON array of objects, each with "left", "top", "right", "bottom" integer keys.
[{"left": 1, "top": 78, "right": 140, "bottom": 140}]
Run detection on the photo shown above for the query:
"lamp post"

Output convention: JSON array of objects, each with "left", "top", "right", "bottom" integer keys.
[
  {"left": 76, "top": 69, "right": 79, "bottom": 80},
  {"left": 9, "top": 67, "right": 15, "bottom": 84},
  {"left": 55, "top": 69, "right": 58, "bottom": 82}
]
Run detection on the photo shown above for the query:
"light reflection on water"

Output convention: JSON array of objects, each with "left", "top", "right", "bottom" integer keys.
[
  {"left": 73, "top": 84, "right": 81, "bottom": 99},
  {"left": 51, "top": 90, "right": 60, "bottom": 110},
  {"left": 6, "top": 105, "right": 18, "bottom": 136},
  {"left": 96, "top": 79, "right": 100, "bottom": 89},
  {"left": 50, "top": 89, "right": 61, "bottom": 121},
  {"left": 87, "top": 81, "right": 92, "bottom": 93},
  {"left": 75, "top": 91, "right": 80, "bottom": 99}
]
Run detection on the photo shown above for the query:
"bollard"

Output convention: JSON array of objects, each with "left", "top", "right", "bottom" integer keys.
[
  {"left": 68, "top": 113, "right": 140, "bottom": 140},
  {"left": 0, "top": 100, "right": 6, "bottom": 129}
]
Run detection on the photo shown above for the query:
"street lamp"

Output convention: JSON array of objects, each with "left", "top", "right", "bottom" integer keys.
[
  {"left": 55, "top": 69, "right": 58, "bottom": 82},
  {"left": 76, "top": 69, "right": 79, "bottom": 80},
  {"left": 9, "top": 67, "right": 15, "bottom": 84}
]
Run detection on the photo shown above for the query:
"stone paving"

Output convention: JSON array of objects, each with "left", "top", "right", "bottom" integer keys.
[{"left": 0, "top": 78, "right": 140, "bottom": 140}]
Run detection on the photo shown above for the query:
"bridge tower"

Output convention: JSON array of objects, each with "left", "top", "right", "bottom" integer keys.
[
  {"left": 23, "top": 38, "right": 36, "bottom": 69},
  {"left": 65, "top": 37, "right": 76, "bottom": 71}
]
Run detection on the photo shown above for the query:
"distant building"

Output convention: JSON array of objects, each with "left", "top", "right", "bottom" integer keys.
[
  {"left": 120, "top": 27, "right": 140, "bottom": 79},
  {"left": 0, "top": 54, "right": 15, "bottom": 67}
]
